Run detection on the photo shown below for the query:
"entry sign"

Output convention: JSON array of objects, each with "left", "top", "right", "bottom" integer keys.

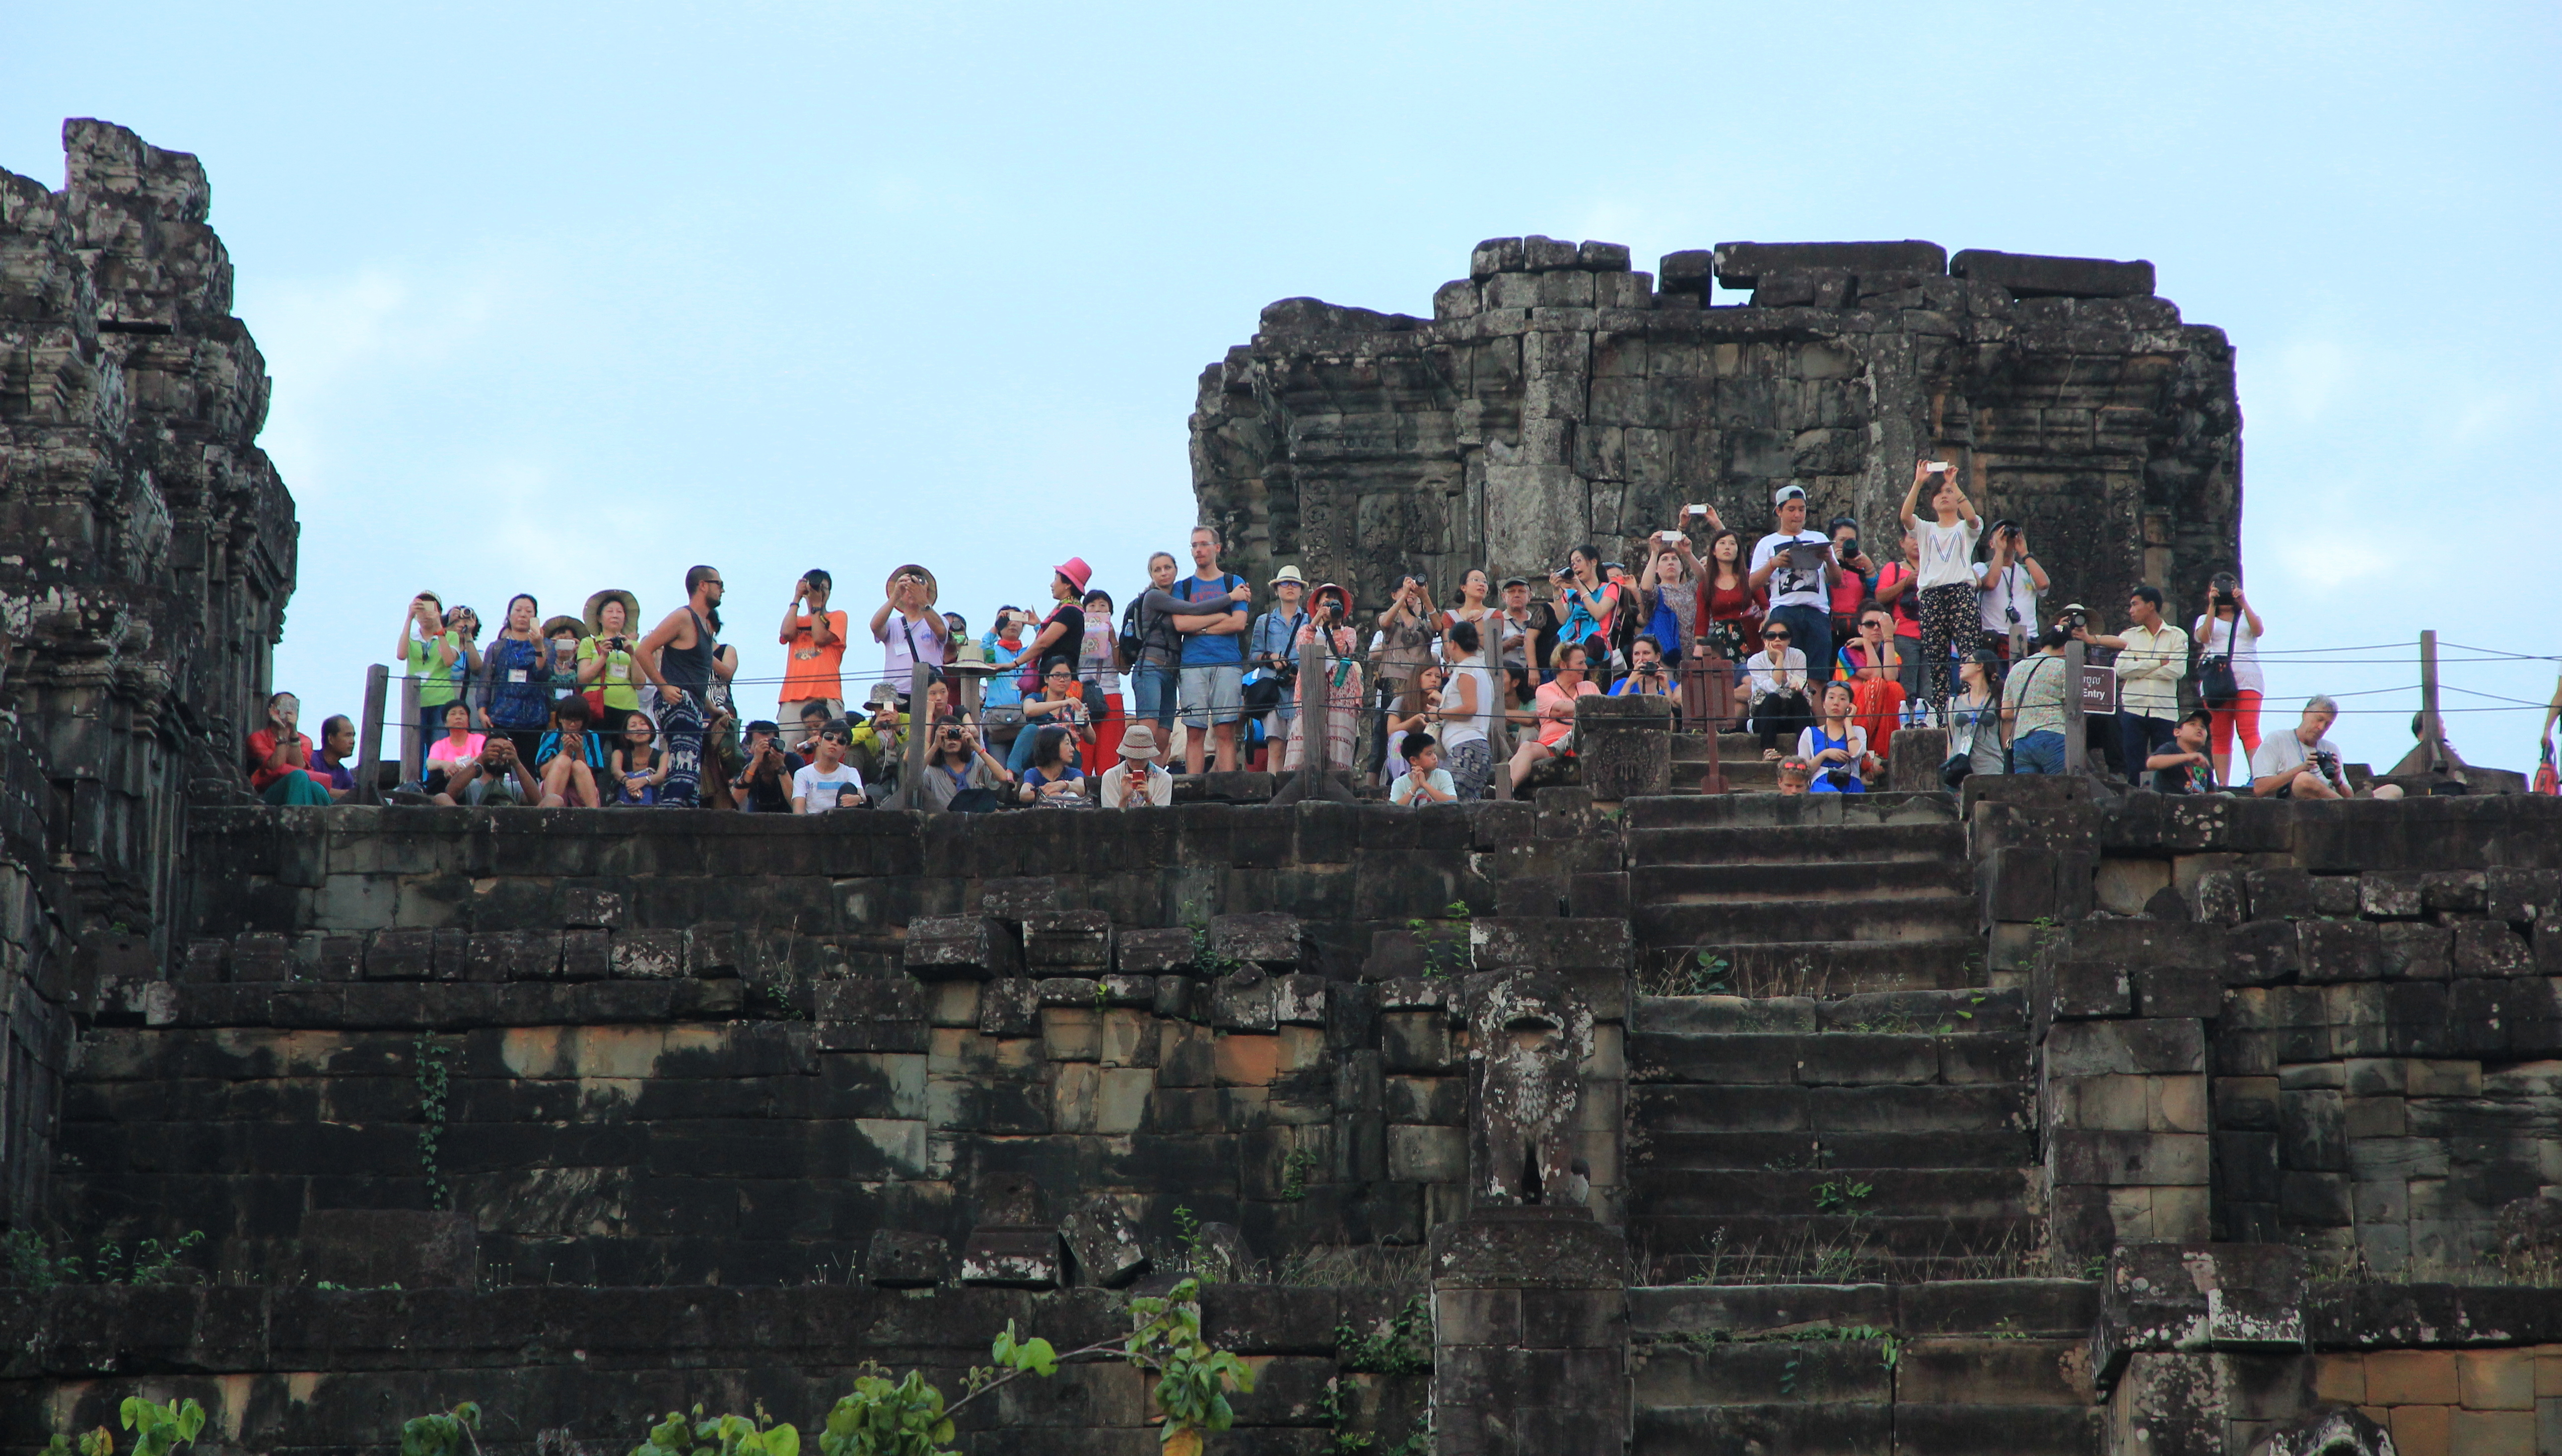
[{"left": 2080, "top": 663, "right": 2117, "bottom": 713}]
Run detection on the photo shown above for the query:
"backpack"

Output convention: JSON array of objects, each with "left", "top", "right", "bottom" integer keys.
[
  {"left": 1117, "top": 600, "right": 1145, "bottom": 674},
  {"left": 2537, "top": 741, "right": 2559, "bottom": 797}
]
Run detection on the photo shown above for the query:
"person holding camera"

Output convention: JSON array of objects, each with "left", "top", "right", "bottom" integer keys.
[
  {"left": 1824, "top": 516, "right": 1876, "bottom": 648},
  {"left": 577, "top": 591, "right": 644, "bottom": 727},
  {"left": 777, "top": 569, "right": 848, "bottom": 722},
  {"left": 478, "top": 594, "right": 554, "bottom": 768},
  {"left": 2193, "top": 571, "right": 2265, "bottom": 787},
  {"left": 2077, "top": 585, "right": 2190, "bottom": 789},
  {"left": 1370, "top": 569, "right": 1441, "bottom": 780},
  {"left": 1280, "top": 583, "right": 1363, "bottom": 775},
  {"left": 729, "top": 720, "right": 803, "bottom": 813},
  {"left": 1246, "top": 566, "right": 1311, "bottom": 752},
  {"left": 1797, "top": 680, "right": 1871, "bottom": 794},
  {"left": 1549, "top": 548, "right": 1619, "bottom": 681},
  {"left": 1749, "top": 484, "right": 1841, "bottom": 682},
  {"left": 1999, "top": 620, "right": 2076, "bottom": 775},
  {"left": 1638, "top": 526, "right": 1704, "bottom": 661},
  {"left": 1975, "top": 520, "right": 2050, "bottom": 659},
  {"left": 246, "top": 692, "right": 337, "bottom": 806},
  {"left": 2250, "top": 696, "right": 2354, "bottom": 800},
  {"left": 1896, "top": 459, "right": 1984, "bottom": 715},
  {"left": 397, "top": 592, "right": 466, "bottom": 763},
  {"left": 435, "top": 734, "right": 545, "bottom": 807},
  {"left": 868, "top": 565, "right": 945, "bottom": 705},
  {"left": 917, "top": 718, "right": 1013, "bottom": 813},
  {"left": 1609, "top": 632, "right": 1680, "bottom": 721}
]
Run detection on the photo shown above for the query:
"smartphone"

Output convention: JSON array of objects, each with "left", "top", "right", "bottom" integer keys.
[
  {"left": 1656, "top": 530, "right": 1685, "bottom": 544},
  {"left": 1924, "top": 462, "right": 1951, "bottom": 474},
  {"left": 1685, "top": 504, "right": 1708, "bottom": 516}
]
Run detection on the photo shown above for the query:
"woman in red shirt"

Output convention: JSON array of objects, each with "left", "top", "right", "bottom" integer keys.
[{"left": 244, "top": 692, "right": 336, "bottom": 806}]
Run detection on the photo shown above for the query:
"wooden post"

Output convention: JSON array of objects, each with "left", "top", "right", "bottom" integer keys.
[
  {"left": 397, "top": 673, "right": 421, "bottom": 784},
  {"left": 1480, "top": 629, "right": 1512, "bottom": 802},
  {"left": 892, "top": 661, "right": 933, "bottom": 811},
  {"left": 2419, "top": 629, "right": 2443, "bottom": 773},
  {"left": 1696, "top": 644, "right": 1731, "bottom": 795},
  {"left": 2063, "top": 637, "right": 2088, "bottom": 775},
  {"left": 1270, "top": 630, "right": 1357, "bottom": 806},
  {"left": 354, "top": 663, "right": 390, "bottom": 804}
]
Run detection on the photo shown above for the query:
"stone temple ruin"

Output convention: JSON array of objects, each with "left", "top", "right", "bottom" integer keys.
[{"left": 5, "top": 121, "right": 2562, "bottom": 1456}]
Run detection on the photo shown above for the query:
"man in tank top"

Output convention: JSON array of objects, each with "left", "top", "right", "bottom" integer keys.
[{"left": 638, "top": 564, "right": 725, "bottom": 808}]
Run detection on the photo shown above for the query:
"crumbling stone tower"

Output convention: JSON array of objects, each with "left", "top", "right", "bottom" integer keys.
[
  {"left": 1192, "top": 237, "right": 2239, "bottom": 617},
  {"left": 0, "top": 121, "right": 295, "bottom": 1224}
]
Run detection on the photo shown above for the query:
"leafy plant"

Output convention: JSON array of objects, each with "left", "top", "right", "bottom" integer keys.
[
  {"left": 121, "top": 1399, "right": 205, "bottom": 1456},
  {"left": 1280, "top": 1148, "right": 1319, "bottom": 1201},
  {"left": 819, "top": 1370, "right": 957, "bottom": 1456},
  {"left": 1812, "top": 1179, "right": 1874, "bottom": 1215},
  {"left": 415, "top": 1033, "right": 453, "bottom": 1210},
  {"left": 1173, "top": 1203, "right": 1208, "bottom": 1275},
  {"left": 631, "top": 1406, "right": 800, "bottom": 1456},
  {"left": 1335, "top": 1294, "right": 1432, "bottom": 1376},
  {"left": 6, "top": 1229, "right": 205, "bottom": 1288},
  {"left": 1128, "top": 1279, "right": 1257, "bottom": 1455},
  {"left": 43, "top": 1429, "right": 112, "bottom": 1456},
  {"left": 6, "top": 1229, "right": 83, "bottom": 1288},
  {"left": 400, "top": 1403, "right": 482, "bottom": 1456},
  {"left": 1187, "top": 922, "right": 1243, "bottom": 978}
]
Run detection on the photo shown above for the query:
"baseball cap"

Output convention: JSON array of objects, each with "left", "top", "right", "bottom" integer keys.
[{"left": 1773, "top": 484, "right": 1808, "bottom": 505}]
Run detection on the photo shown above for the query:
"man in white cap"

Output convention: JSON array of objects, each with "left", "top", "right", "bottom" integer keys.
[
  {"left": 1101, "top": 722, "right": 1175, "bottom": 808},
  {"left": 1749, "top": 484, "right": 1842, "bottom": 681},
  {"left": 1246, "top": 565, "right": 1311, "bottom": 759}
]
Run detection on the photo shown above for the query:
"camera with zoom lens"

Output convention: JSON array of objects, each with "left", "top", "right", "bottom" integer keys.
[
  {"left": 1639, "top": 662, "right": 1661, "bottom": 677},
  {"left": 1822, "top": 767, "right": 1856, "bottom": 790}
]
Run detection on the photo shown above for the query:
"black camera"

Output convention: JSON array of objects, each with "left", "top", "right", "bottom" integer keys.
[
  {"left": 1822, "top": 767, "right": 1855, "bottom": 790},
  {"left": 1639, "top": 662, "right": 1661, "bottom": 677}
]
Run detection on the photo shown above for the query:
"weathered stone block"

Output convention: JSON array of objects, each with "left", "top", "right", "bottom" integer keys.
[
  {"left": 904, "top": 915, "right": 1023, "bottom": 978},
  {"left": 866, "top": 1229, "right": 947, "bottom": 1286},
  {"left": 1210, "top": 912, "right": 1301, "bottom": 967},
  {"left": 1023, "top": 911, "right": 1111, "bottom": 971}
]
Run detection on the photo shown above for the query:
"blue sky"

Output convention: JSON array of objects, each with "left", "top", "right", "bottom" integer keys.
[{"left": 6, "top": 1, "right": 2558, "bottom": 772}]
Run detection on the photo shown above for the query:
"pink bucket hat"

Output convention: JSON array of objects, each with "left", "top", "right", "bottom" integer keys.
[{"left": 1055, "top": 557, "right": 1094, "bottom": 595}]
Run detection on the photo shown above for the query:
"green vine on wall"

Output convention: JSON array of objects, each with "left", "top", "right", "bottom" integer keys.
[{"left": 415, "top": 1033, "right": 453, "bottom": 1211}]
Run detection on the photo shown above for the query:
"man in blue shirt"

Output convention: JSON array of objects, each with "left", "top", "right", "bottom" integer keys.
[
  {"left": 1246, "top": 565, "right": 1311, "bottom": 757},
  {"left": 1172, "top": 525, "right": 1250, "bottom": 774}
]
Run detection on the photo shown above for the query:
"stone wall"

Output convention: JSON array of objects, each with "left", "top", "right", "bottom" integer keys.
[
  {"left": 1192, "top": 237, "right": 2238, "bottom": 623},
  {"left": 57, "top": 801, "right": 1631, "bottom": 1289},
  {"left": 1976, "top": 783, "right": 2562, "bottom": 1278}
]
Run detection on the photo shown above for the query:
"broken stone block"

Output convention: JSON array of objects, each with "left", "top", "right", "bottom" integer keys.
[
  {"left": 866, "top": 1229, "right": 947, "bottom": 1287},
  {"left": 1209, "top": 912, "right": 1301, "bottom": 967},
  {"left": 1949, "top": 248, "right": 2153, "bottom": 298},
  {"left": 958, "top": 1227, "right": 1061, "bottom": 1288},
  {"left": 904, "top": 916, "right": 1024, "bottom": 979},
  {"left": 1120, "top": 926, "right": 1198, "bottom": 974},
  {"left": 1024, "top": 911, "right": 1111, "bottom": 971},
  {"left": 1208, "top": 971, "right": 1277, "bottom": 1032},
  {"left": 978, "top": 876, "right": 1060, "bottom": 921},
  {"left": 1059, "top": 1194, "right": 1149, "bottom": 1288},
  {"left": 1273, "top": 973, "right": 1327, "bottom": 1027}
]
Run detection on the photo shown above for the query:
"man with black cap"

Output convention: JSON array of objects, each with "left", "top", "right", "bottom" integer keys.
[
  {"left": 1749, "top": 484, "right": 1842, "bottom": 681},
  {"left": 730, "top": 719, "right": 804, "bottom": 813}
]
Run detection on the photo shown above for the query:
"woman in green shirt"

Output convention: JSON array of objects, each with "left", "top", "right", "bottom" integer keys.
[{"left": 579, "top": 590, "right": 644, "bottom": 723}]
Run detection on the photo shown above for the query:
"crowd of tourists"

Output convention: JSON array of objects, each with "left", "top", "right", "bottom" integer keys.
[{"left": 243, "top": 460, "right": 2407, "bottom": 811}]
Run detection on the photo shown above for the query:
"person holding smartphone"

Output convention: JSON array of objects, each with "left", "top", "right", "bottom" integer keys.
[{"left": 778, "top": 568, "right": 848, "bottom": 722}]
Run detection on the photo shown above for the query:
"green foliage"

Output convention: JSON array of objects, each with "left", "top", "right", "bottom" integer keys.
[
  {"left": 1335, "top": 1294, "right": 1432, "bottom": 1376},
  {"left": 120, "top": 1398, "right": 205, "bottom": 1456},
  {"left": 1171, "top": 1203, "right": 1210, "bottom": 1279},
  {"left": 1811, "top": 1179, "right": 1873, "bottom": 1215},
  {"left": 1127, "top": 1278, "right": 1256, "bottom": 1447},
  {"left": 630, "top": 1407, "right": 800, "bottom": 1456},
  {"left": 1280, "top": 1147, "right": 1319, "bottom": 1201},
  {"left": 415, "top": 1034, "right": 454, "bottom": 1210},
  {"left": 42, "top": 1428, "right": 112, "bottom": 1456},
  {"left": 1402, "top": 903, "right": 1474, "bottom": 981},
  {"left": 1186, "top": 922, "right": 1244, "bottom": 978},
  {"left": 6, "top": 1229, "right": 205, "bottom": 1288},
  {"left": 399, "top": 1402, "right": 481, "bottom": 1456},
  {"left": 819, "top": 1371, "right": 955, "bottom": 1456}
]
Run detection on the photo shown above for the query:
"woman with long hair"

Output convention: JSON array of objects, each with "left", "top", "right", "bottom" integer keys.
[
  {"left": 1897, "top": 458, "right": 1984, "bottom": 718},
  {"left": 1017, "top": 724, "right": 1089, "bottom": 806},
  {"left": 1948, "top": 650, "right": 2007, "bottom": 779},
  {"left": 613, "top": 712, "right": 667, "bottom": 805},
  {"left": 2192, "top": 572, "right": 2265, "bottom": 786},
  {"left": 1747, "top": 622, "right": 1811, "bottom": 759},
  {"left": 1796, "top": 680, "right": 1870, "bottom": 794},
  {"left": 1283, "top": 584, "right": 1363, "bottom": 774}
]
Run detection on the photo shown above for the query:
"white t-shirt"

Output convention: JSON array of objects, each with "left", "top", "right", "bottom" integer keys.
[
  {"left": 1976, "top": 561, "right": 2039, "bottom": 635},
  {"left": 1437, "top": 664, "right": 1496, "bottom": 752},
  {"left": 1750, "top": 531, "right": 1833, "bottom": 612},
  {"left": 2193, "top": 613, "right": 2264, "bottom": 693},
  {"left": 2250, "top": 731, "right": 2346, "bottom": 794},
  {"left": 1914, "top": 518, "right": 1983, "bottom": 591},
  {"left": 792, "top": 762, "right": 865, "bottom": 811},
  {"left": 1747, "top": 647, "right": 1808, "bottom": 700}
]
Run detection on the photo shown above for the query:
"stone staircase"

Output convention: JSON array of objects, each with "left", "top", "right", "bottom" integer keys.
[{"left": 1629, "top": 1278, "right": 2101, "bottom": 1455}]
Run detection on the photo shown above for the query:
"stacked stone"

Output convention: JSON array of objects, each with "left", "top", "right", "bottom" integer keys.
[{"left": 1192, "top": 233, "right": 2237, "bottom": 628}]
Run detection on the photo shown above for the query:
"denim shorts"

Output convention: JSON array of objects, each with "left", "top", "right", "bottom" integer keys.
[
  {"left": 1178, "top": 663, "right": 1245, "bottom": 728},
  {"left": 1133, "top": 664, "right": 1178, "bottom": 728},
  {"left": 2011, "top": 729, "right": 2067, "bottom": 775}
]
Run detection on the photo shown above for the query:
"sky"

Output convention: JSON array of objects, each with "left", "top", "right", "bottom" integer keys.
[{"left": 5, "top": 0, "right": 2559, "bottom": 773}]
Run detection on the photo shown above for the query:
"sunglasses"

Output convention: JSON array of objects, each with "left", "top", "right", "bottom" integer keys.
[
  {"left": 821, "top": 733, "right": 847, "bottom": 744},
  {"left": 1765, "top": 632, "right": 1792, "bottom": 641}
]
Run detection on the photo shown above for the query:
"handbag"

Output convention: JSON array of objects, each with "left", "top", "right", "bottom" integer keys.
[
  {"left": 2536, "top": 741, "right": 2558, "bottom": 797},
  {"left": 2198, "top": 654, "right": 2239, "bottom": 710}
]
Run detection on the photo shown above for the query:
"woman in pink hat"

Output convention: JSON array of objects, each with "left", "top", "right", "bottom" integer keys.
[{"left": 1000, "top": 557, "right": 1094, "bottom": 686}]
